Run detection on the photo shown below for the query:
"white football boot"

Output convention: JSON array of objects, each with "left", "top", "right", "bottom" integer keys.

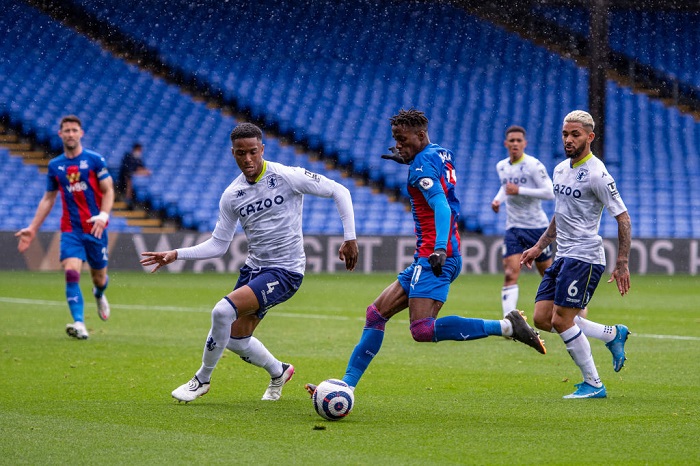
[
  {"left": 66, "top": 322, "right": 89, "bottom": 340},
  {"left": 261, "top": 363, "right": 295, "bottom": 400},
  {"left": 94, "top": 288, "right": 110, "bottom": 321},
  {"left": 172, "top": 375, "right": 210, "bottom": 403}
]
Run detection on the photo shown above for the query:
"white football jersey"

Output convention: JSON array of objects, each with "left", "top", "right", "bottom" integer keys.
[
  {"left": 211, "top": 161, "right": 356, "bottom": 274},
  {"left": 493, "top": 154, "right": 554, "bottom": 229},
  {"left": 552, "top": 153, "right": 627, "bottom": 265}
]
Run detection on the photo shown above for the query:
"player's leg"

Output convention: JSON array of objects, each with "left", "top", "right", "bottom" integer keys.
[
  {"left": 62, "top": 257, "right": 88, "bottom": 339},
  {"left": 408, "top": 256, "right": 545, "bottom": 353},
  {"left": 501, "top": 254, "right": 521, "bottom": 318},
  {"left": 341, "top": 279, "right": 408, "bottom": 390},
  {"left": 552, "top": 259, "right": 607, "bottom": 398},
  {"left": 224, "top": 267, "right": 303, "bottom": 400},
  {"left": 500, "top": 229, "right": 522, "bottom": 317},
  {"left": 85, "top": 232, "right": 110, "bottom": 321},
  {"left": 60, "top": 233, "right": 88, "bottom": 339}
]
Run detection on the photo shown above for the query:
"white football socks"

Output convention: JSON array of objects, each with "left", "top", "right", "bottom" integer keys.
[
  {"left": 196, "top": 298, "right": 237, "bottom": 383},
  {"left": 227, "top": 335, "right": 282, "bottom": 377},
  {"left": 560, "top": 325, "right": 602, "bottom": 387},
  {"left": 501, "top": 284, "right": 519, "bottom": 318},
  {"left": 574, "top": 316, "right": 616, "bottom": 343}
]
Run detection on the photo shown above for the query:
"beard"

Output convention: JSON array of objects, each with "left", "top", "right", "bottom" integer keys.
[{"left": 565, "top": 144, "right": 586, "bottom": 159}]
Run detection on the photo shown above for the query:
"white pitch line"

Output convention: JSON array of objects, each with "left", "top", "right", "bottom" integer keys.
[{"left": 1, "top": 296, "right": 699, "bottom": 340}]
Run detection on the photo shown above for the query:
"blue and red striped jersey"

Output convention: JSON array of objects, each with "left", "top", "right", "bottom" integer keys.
[
  {"left": 46, "top": 149, "right": 111, "bottom": 233},
  {"left": 407, "top": 143, "right": 461, "bottom": 259}
]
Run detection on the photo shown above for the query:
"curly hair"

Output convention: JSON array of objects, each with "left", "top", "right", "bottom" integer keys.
[
  {"left": 389, "top": 108, "right": 428, "bottom": 130},
  {"left": 230, "top": 122, "right": 263, "bottom": 143}
]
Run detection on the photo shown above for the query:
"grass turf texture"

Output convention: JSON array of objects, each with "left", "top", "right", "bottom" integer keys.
[{"left": 0, "top": 271, "right": 698, "bottom": 464}]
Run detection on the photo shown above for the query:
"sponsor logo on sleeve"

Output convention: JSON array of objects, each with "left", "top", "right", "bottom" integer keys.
[
  {"left": 304, "top": 170, "right": 321, "bottom": 182},
  {"left": 607, "top": 181, "right": 620, "bottom": 198}
]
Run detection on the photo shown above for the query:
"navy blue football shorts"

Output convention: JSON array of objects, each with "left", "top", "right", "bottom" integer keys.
[
  {"left": 60, "top": 231, "right": 109, "bottom": 269},
  {"left": 397, "top": 256, "right": 462, "bottom": 303},
  {"left": 503, "top": 227, "right": 552, "bottom": 261},
  {"left": 234, "top": 265, "right": 304, "bottom": 318},
  {"left": 535, "top": 257, "right": 605, "bottom": 309}
]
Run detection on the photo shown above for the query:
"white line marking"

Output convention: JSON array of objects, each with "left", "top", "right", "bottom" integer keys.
[{"left": 1, "top": 297, "right": 699, "bottom": 340}]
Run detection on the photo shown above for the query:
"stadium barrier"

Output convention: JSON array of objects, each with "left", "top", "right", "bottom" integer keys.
[{"left": 1, "top": 232, "right": 698, "bottom": 275}]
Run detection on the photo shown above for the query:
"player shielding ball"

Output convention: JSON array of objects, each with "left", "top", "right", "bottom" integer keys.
[
  {"left": 306, "top": 109, "right": 545, "bottom": 402},
  {"left": 141, "top": 123, "right": 358, "bottom": 403},
  {"left": 521, "top": 110, "right": 631, "bottom": 399}
]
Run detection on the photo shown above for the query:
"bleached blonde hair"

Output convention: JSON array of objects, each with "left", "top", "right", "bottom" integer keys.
[{"left": 563, "top": 110, "right": 595, "bottom": 131}]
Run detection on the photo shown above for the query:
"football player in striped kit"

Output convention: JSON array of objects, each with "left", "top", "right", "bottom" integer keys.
[
  {"left": 305, "top": 109, "right": 546, "bottom": 400},
  {"left": 140, "top": 123, "right": 358, "bottom": 403},
  {"left": 521, "top": 110, "right": 631, "bottom": 399},
  {"left": 16, "top": 115, "right": 113, "bottom": 340}
]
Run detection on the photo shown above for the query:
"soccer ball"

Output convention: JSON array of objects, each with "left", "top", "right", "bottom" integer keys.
[{"left": 312, "top": 379, "right": 354, "bottom": 421}]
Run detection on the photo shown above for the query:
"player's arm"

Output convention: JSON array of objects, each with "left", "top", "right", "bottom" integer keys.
[
  {"left": 140, "top": 194, "right": 238, "bottom": 272},
  {"left": 87, "top": 176, "right": 114, "bottom": 239},
  {"left": 16, "top": 190, "right": 58, "bottom": 253},
  {"left": 515, "top": 163, "right": 555, "bottom": 200},
  {"left": 288, "top": 167, "right": 358, "bottom": 270},
  {"left": 607, "top": 211, "right": 631, "bottom": 296},
  {"left": 520, "top": 215, "right": 557, "bottom": 269},
  {"left": 492, "top": 185, "right": 506, "bottom": 213},
  {"left": 421, "top": 182, "right": 451, "bottom": 276}
]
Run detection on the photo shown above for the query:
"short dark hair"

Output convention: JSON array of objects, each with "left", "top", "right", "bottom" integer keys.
[
  {"left": 389, "top": 108, "right": 428, "bottom": 131},
  {"left": 505, "top": 125, "right": 526, "bottom": 137},
  {"left": 230, "top": 122, "right": 263, "bottom": 143},
  {"left": 132, "top": 143, "right": 143, "bottom": 150},
  {"left": 60, "top": 115, "right": 82, "bottom": 129}
]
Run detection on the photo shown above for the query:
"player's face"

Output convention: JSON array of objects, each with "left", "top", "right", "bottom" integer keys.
[
  {"left": 562, "top": 122, "right": 594, "bottom": 161},
  {"left": 232, "top": 137, "right": 265, "bottom": 182},
  {"left": 391, "top": 125, "right": 426, "bottom": 163},
  {"left": 58, "top": 122, "right": 84, "bottom": 151},
  {"left": 504, "top": 131, "right": 527, "bottom": 159}
]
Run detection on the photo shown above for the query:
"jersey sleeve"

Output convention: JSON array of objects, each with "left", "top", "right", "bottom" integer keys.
[
  {"left": 46, "top": 166, "right": 59, "bottom": 192},
  {"left": 591, "top": 170, "right": 627, "bottom": 217},
  {"left": 285, "top": 166, "right": 357, "bottom": 240},
  {"left": 95, "top": 154, "right": 111, "bottom": 181},
  {"left": 518, "top": 160, "right": 554, "bottom": 200},
  {"left": 211, "top": 189, "right": 240, "bottom": 242}
]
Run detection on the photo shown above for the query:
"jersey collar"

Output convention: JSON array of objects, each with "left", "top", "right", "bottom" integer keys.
[
  {"left": 250, "top": 160, "right": 268, "bottom": 184},
  {"left": 571, "top": 152, "right": 593, "bottom": 168},
  {"left": 510, "top": 153, "right": 526, "bottom": 165}
]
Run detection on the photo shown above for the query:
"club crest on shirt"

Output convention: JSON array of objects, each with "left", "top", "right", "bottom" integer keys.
[
  {"left": 267, "top": 174, "right": 278, "bottom": 189},
  {"left": 575, "top": 168, "right": 589, "bottom": 182},
  {"left": 80, "top": 160, "right": 88, "bottom": 170},
  {"left": 236, "top": 190, "right": 246, "bottom": 198},
  {"left": 419, "top": 178, "right": 434, "bottom": 190}
]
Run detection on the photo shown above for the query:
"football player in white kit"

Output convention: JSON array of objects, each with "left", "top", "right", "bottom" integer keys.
[
  {"left": 140, "top": 123, "right": 358, "bottom": 403},
  {"left": 491, "top": 125, "right": 555, "bottom": 318},
  {"left": 521, "top": 110, "right": 631, "bottom": 399}
]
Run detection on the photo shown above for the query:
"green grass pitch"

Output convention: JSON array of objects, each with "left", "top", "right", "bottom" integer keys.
[{"left": 1, "top": 270, "right": 698, "bottom": 464}]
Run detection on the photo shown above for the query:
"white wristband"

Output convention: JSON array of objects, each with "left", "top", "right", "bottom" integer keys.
[{"left": 89, "top": 211, "right": 110, "bottom": 224}]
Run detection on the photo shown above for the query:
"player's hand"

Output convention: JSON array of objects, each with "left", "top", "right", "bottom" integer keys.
[
  {"left": 428, "top": 248, "right": 446, "bottom": 276},
  {"left": 607, "top": 259, "right": 630, "bottom": 296},
  {"left": 505, "top": 182, "right": 520, "bottom": 195},
  {"left": 140, "top": 250, "right": 178, "bottom": 273},
  {"left": 339, "top": 239, "right": 359, "bottom": 271},
  {"left": 491, "top": 200, "right": 500, "bottom": 213},
  {"left": 380, "top": 147, "right": 406, "bottom": 164},
  {"left": 520, "top": 246, "right": 541, "bottom": 269},
  {"left": 15, "top": 227, "right": 36, "bottom": 253},
  {"left": 87, "top": 211, "right": 109, "bottom": 239}
]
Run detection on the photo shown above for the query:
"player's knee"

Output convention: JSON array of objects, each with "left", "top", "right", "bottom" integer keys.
[
  {"left": 410, "top": 317, "right": 435, "bottom": 342},
  {"left": 365, "top": 304, "right": 388, "bottom": 331},
  {"left": 212, "top": 298, "right": 237, "bottom": 327},
  {"left": 227, "top": 336, "right": 251, "bottom": 358},
  {"left": 65, "top": 269, "right": 80, "bottom": 283},
  {"left": 533, "top": 311, "right": 551, "bottom": 332}
]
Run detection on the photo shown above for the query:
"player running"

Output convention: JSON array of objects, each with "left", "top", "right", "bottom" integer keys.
[
  {"left": 521, "top": 110, "right": 631, "bottom": 398},
  {"left": 306, "top": 109, "right": 545, "bottom": 399},
  {"left": 491, "top": 125, "right": 555, "bottom": 318},
  {"left": 16, "top": 115, "right": 113, "bottom": 340},
  {"left": 140, "top": 122, "right": 358, "bottom": 403}
]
